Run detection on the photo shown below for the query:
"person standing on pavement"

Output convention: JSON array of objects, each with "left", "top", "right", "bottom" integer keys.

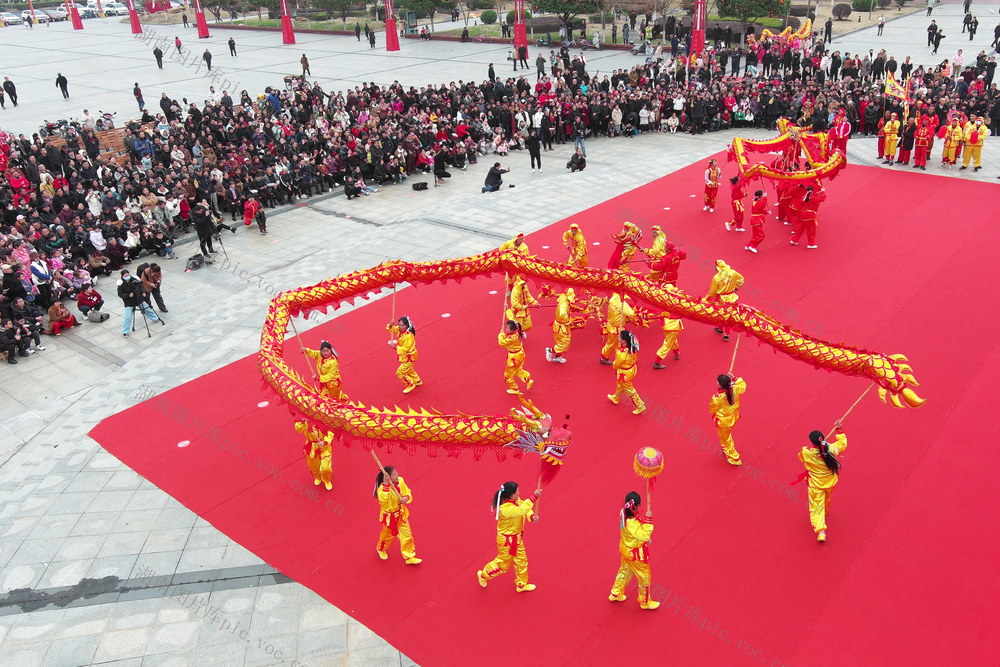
[
  {"left": 193, "top": 202, "right": 217, "bottom": 258},
  {"left": 927, "top": 0, "right": 934, "bottom": 16},
  {"left": 518, "top": 44, "right": 528, "bottom": 71},
  {"left": 927, "top": 20, "right": 937, "bottom": 47},
  {"left": 824, "top": 18, "right": 832, "bottom": 44},
  {"left": 55, "top": 73, "right": 69, "bottom": 99},
  {"left": 133, "top": 83, "right": 145, "bottom": 110},
  {"left": 182, "top": 12, "right": 189, "bottom": 28},
  {"left": 175, "top": 36, "right": 183, "bottom": 54},
  {"left": 229, "top": 37, "right": 237, "bottom": 56},
  {"left": 141, "top": 263, "right": 167, "bottom": 313},
  {"left": 535, "top": 54, "right": 545, "bottom": 81},
  {"left": 877, "top": 15, "right": 885, "bottom": 36},
  {"left": 355, "top": 23, "right": 361, "bottom": 41},
  {"left": 369, "top": 31, "right": 376, "bottom": 48},
  {"left": 203, "top": 49, "right": 213, "bottom": 71},
  {"left": 3, "top": 78, "right": 17, "bottom": 107},
  {"left": 153, "top": 46, "right": 164, "bottom": 69},
  {"left": 301, "top": 54, "right": 311, "bottom": 76},
  {"left": 526, "top": 129, "right": 541, "bottom": 172}
]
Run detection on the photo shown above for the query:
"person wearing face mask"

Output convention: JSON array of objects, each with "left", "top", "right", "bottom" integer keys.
[{"left": 959, "top": 115, "right": 986, "bottom": 171}]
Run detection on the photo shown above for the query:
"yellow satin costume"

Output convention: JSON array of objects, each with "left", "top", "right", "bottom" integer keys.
[
  {"left": 479, "top": 494, "right": 537, "bottom": 590},
  {"left": 387, "top": 325, "right": 421, "bottom": 392},
  {"left": 601, "top": 294, "right": 636, "bottom": 361},
  {"left": 943, "top": 122, "right": 963, "bottom": 164},
  {"left": 707, "top": 260, "right": 744, "bottom": 304},
  {"left": 376, "top": 477, "right": 419, "bottom": 562},
  {"left": 551, "top": 290, "right": 575, "bottom": 355},
  {"left": 883, "top": 119, "right": 900, "bottom": 160},
  {"left": 609, "top": 516, "right": 657, "bottom": 608},
  {"left": 296, "top": 422, "right": 334, "bottom": 491},
  {"left": 498, "top": 330, "right": 532, "bottom": 394},
  {"left": 961, "top": 119, "right": 986, "bottom": 168},
  {"left": 655, "top": 315, "right": 684, "bottom": 361},
  {"left": 562, "top": 225, "right": 588, "bottom": 268},
  {"left": 643, "top": 226, "right": 667, "bottom": 280},
  {"left": 303, "top": 348, "right": 349, "bottom": 401},
  {"left": 506, "top": 277, "right": 539, "bottom": 332},
  {"left": 798, "top": 431, "right": 847, "bottom": 535},
  {"left": 710, "top": 377, "right": 747, "bottom": 465},
  {"left": 499, "top": 234, "right": 529, "bottom": 292},
  {"left": 608, "top": 347, "right": 645, "bottom": 414},
  {"left": 614, "top": 222, "right": 642, "bottom": 269}
]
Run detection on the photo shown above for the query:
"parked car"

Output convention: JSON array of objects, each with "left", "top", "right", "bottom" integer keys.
[
  {"left": 1, "top": 11, "right": 23, "bottom": 25},
  {"left": 21, "top": 9, "right": 50, "bottom": 23},
  {"left": 79, "top": 7, "right": 99, "bottom": 18},
  {"left": 103, "top": 3, "right": 130, "bottom": 16},
  {"left": 41, "top": 9, "right": 65, "bottom": 22},
  {"left": 51, "top": 7, "right": 68, "bottom": 19}
]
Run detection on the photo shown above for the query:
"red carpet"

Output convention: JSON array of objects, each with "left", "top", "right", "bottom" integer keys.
[{"left": 90, "top": 159, "right": 999, "bottom": 666}]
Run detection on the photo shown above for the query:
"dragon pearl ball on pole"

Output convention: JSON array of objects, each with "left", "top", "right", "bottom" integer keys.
[{"left": 633, "top": 446, "right": 664, "bottom": 513}]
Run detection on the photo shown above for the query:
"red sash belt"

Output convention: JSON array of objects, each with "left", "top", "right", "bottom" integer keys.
[
  {"left": 501, "top": 532, "right": 521, "bottom": 556},
  {"left": 630, "top": 544, "right": 650, "bottom": 562},
  {"left": 381, "top": 510, "right": 403, "bottom": 536}
]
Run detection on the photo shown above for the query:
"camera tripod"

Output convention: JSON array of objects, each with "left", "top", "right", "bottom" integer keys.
[{"left": 131, "top": 303, "right": 153, "bottom": 338}]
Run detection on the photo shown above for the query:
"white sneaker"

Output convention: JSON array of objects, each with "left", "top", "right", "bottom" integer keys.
[
  {"left": 35, "top": 345, "right": 46, "bottom": 351},
  {"left": 545, "top": 347, "right": 553, "bottom": 362},
  {"left": 745, "top": 245, "right": 757, "bottom": 253},
  {"left": 807, "top": 245, "right": 818, "bottom": 249},
  {"left": 553, "top": 356, "right": 567, "bottom": 364},
  {"left": 26, "top": 349, "right": 34, "bottom": 354},
  {"left": 790, "top": 241, "right": 798, "bottom": 246},
  {"left": 703, "top": 205, "right": 709, "bottom": 211},
  {"left": 538, "top": 168, "right": 542, "bottom": 172},
  {"left": 724, "top": 222, "right": 731, "bottom": 231},
  {"left": 709, "top": 208, "right": 714, "bottom": 213},
  {"left": 531, "top": 168, "right": 536, "bottom": 172}
]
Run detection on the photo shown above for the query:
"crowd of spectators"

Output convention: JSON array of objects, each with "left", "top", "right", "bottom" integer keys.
[{"left": 2, "top": 17, "right": 998, "bottom": 365}]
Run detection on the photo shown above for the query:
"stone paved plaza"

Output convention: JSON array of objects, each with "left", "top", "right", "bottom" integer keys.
[{"left": 0, "top": 3, "right": 995, "bottom": 665}]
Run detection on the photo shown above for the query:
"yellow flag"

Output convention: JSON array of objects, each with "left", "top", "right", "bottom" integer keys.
[{"left": 885, "top": 72, "right": 908, "bottom": 101}]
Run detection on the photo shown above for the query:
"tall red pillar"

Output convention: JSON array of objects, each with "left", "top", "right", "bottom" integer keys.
[
  {"left": 691, "top": 0, "right": 706, "bottom": 59},
  {"left": 512, "top": 0, "right": 528, "bottom": 59},
  {"left": 125, "top": 0, "right": 142, "bottom": 33},
  {"left": 384, "top": 0, "right": 399, "bottom": 51},
  {"left": 280, "top": 0, "right": 295, "bottom": 45},
  {"left": 65, "top": 0, "right": 84, "bottom": 29},
  {"left": 193, "top": 0, "right": 210, "bottom": 38}
]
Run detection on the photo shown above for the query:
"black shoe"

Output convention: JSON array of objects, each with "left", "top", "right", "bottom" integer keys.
[
  {"left": 160, "top": 308, "right": 168, "bottom": 313},
  {"left": 653, "top": 363, "right": 667, "bottom": 369},
  {"left": 8, "top": 358, "right": 17, "bottom": 364},
  {"left": 723, "top": 334, "right": 730, "bottom": 341},
  {"left": 959, "top": 165, "right": 967, "bottom": 170},
  {"left": 714, "top": 327, "right": 724, "bottom": 335},
  {"left": 231, "top": 227, "right": 237, "bottom": 233},
  {"left": 123, "top": 333, "right": 129, "bottom": 338}
]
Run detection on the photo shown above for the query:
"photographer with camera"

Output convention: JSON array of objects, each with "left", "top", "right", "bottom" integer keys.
[
  {"left": 482, "top": 162, "right": 511, "bottom": 193},
  {"left": 117, "top": 269, "right": 164, "bottom": 338}
]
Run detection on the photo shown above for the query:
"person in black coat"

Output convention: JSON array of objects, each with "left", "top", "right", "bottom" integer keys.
[
  {"left": 525, "top": 129, "right": 541, "bottom": 171},
  {"left": 482, "top": 162, "right": 509, "bottom": 192},
  {"left": 192, "top": 202, "right": 216, "bottom": 256}
]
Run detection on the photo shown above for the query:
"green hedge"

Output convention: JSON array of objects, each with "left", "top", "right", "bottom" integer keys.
[
  {"left": 480, "top": 9, "right": 497, "bottom": 24},
  {"left": 789, "top": 5, "right": 810, "bottom": 16},
  {"left": 505, "top": 9, "right": 530, "bottom": 24},
  {"left": 832, "top": 3, "right": 852, "bottom": 19},
  {"left": 851, "top": 0, "right": 873, "bottom": 10}
]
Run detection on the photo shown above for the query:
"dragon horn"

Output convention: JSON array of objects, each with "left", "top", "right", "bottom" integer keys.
[
  {"left": 889, "top": 353, "right": 909, "bottom": 362},
  {"left": 888, "top": 392, "right": 904, "bottom": 409},
  {"left": 901, "top": 373, "right": 920, "bottom": 387},
  {"left": 878, "top": 386, "right": 888, "bottom": 404}
]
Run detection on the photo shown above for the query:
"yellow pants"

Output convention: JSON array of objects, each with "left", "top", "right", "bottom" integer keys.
[
  {"left": 504, "top": 351, "right": 531, "bottom": 391},
  {"left": 943, "top": 144, "right": 959, "bottom": 164},
  {"left": 506, "top": 307, "right": 533, "bottom": 332},
  {"left": 611, "top": 372, "right": 644, "bottom": 410},
  {"left": 481, "top": 534, "right": 530, "bottom": 588},
  {"left": 962, "top": 144, "right": 982, "bottom": 168},
  {"left": 716, "top": 423, "right": 741, "bottom": 463},
  {"left": 571, "top": 252, "right": 588, "bottom": 268},
  {"left": 306, "top": 449, "right": 332, "bottom": 488},
  {"left": 553, "top": 325, "right": 571, "bottom": 355},
  {"left": 620, "top": 246, "right": 636, "bottom": 269},
  {"left": 396, "top": 361, "right": 421, "bottom": 388},
  {"left": 321, "top": 383, "right": 348, "bottom": 402},
  {"left": 655, "top": 332, "right": 680, "bottom": 359},
  {"left": 377, "top": 517, "right": 416, "bottom": 559},
  {"left": 600, "top": 329, "right": 619, "bottom": 360},
  {"left": 807, "top": 486, "right": 834, "bottom": 533},
  {"left": 610, "top": 554, "right": 652, "bottom": 605},
  {"left": 885, "top": 137, "right": 898, "bottom": 158}
]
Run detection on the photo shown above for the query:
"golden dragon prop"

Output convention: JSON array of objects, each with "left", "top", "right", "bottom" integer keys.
[{"left": 257, "top": 250, "right": 924, "bottom": 459}]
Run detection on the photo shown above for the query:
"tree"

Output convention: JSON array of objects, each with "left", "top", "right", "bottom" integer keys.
[
  {"left": 831, "top": 2, "right": 851, "bottom": 18},
  {"left": 459, "top": 0, "right": 494, "bottom": 26},
  {"left": 716, "top": 0, "right": 786, "bottom": 42},
  {"left": 652, "top": 0, "right": 679, "bottom": 41},
  {"left": 533, "top": 0, "right": 600, "bottom": 31},
  {"left": 401, "top": 0, "right": 452, "bottom": 31},
  {"left": 317, "top": 0, "right": 357, "bottom": 27}
]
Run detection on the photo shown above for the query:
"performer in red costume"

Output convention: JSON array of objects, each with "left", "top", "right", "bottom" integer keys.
[
  {"left": 724, "top": 176, "right": 747, "bottom": 232},
  {"left": 243, "top": 194, "right": 265, "bottom": 234},
  {"left": 745, "top": 189, "right": 770, "bottom": 254},
  {"left": 703, "top": 159, "right": 721, "bottom": 212},
  {"left": 775, "top": 179, "right": 792, "bottom": 224},
  {"left": 647, "top": 243, "right": 686, "bottom": 286},
  {"left": 829, "top": 108, "right": 851, "bottom": 164},
  {"left": 786, "top": 183, "right": 806, "bottom": 239},
  {"left": 791, "top": 184, "right": 826, "bottom": 249},
  {"left": 913, "top": 117, "right": 933, "bottom": 170}
]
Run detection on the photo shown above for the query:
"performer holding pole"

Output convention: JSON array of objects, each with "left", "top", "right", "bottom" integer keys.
[
  {"left": 499, "top": 320, "right": 533, "bottom": 394},
  {"left": 477, "top": 481, "right": 541, "bottom": 592},
  {"left": 507, "top": 275, "right": 539, "bottom": 332},
  {"left": 562, "top": 223, "right": 588, "bottom": 268},
  {"left": 608, "top": 491, "right": 659, "bottom": 609},
  {"left": 296, "top": 421, "right": 334, "bottom": 491},
  {"left": 372, "top": 455, "right": 422, "bottom": 564},
  {"left": 707, "top": 259, "right": 744, "bottom": 342},
  {"left": 387, "top": 315, "right": 421, "bottom": 393},
  {"left": 798, "top": 420, "right": 846, "bottom": 543},
  {"left": 745, "top": 189, "right": 770, "bottom": 254},
  {"left": 608, "top": 330, "right": 646, "bottom": 415},
  {"left": 545, "top": 288, "right": 575, "bottom": 364},
  {"left": 600, "top": 293, "right": 635, "bottom": 364},
  {"left": 725, "top": 176, "right": 747, "bottom": 232},
  {"left": 703, "top": 159, "right": 721, "bottom": 212},
  {"left": 300, "top": 340, "right": 349, "bottom": 401},
  {"left": 710, "top": 371, "right": 746, "bottom": 466}
]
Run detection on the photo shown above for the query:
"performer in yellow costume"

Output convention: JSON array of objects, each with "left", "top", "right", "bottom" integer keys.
[
  {"left": 562, "top": 223, "right": 588, "bottom": 268},
  {"left": 506, "top": 275, "right": 539, "bottom": 332},
  {"left": 960, "top": 116, "right": 987, "bottom": 170},
  {"left": 608, "top": 491, "right": 659, "bottom": 609},
  {"left": 498, "top": 320, "right": 533, "bottom": 394},
  {"left": 545, "top": 288, "right": 575, "bottom": 364},
  {"left": 301, "top": 341, "right": 348, "bottom": 401},
  {"left": 375, "top": 465, "right": 422, "bottom": 563},
  {"left": 478, "top": 481, "right": 540, "bottom": 592},
  {"left": 608, "top": 330, "right": 646, "bottom": 415},
  {"left": 600, "top": 293, "right": 636, "bottom": 364},
  {"left": 941, "top": 117, "right": 964, "bottom": 168},
  {"left": 609, "top": 221, "right": 643, "bottom": 270},
  {"left": 882, "top": 113, "right": 900, "bottom": 165},
  {"left": 295, "top": 421, "right": 333, "bottom": 490},
  {"left": 710, "top": 372, "right": 747, "bottom": 465},
  {"left": 499, "top": 233, "right": 529, "bottom": 293},
  {"left": 707, "top": 259, "right": 743, "bottom": 341},
  {"left": 642, "top": 225, "right": 668, "bottom": 260},
  {"left": 387, "top": 315, "right": 422, "bottom": 393},
  {"left": 653, "top": 311, "right": 683, "bottom": 368},
  {"left": 799, "top": 422, "right": 846, "bottom": 543}
]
